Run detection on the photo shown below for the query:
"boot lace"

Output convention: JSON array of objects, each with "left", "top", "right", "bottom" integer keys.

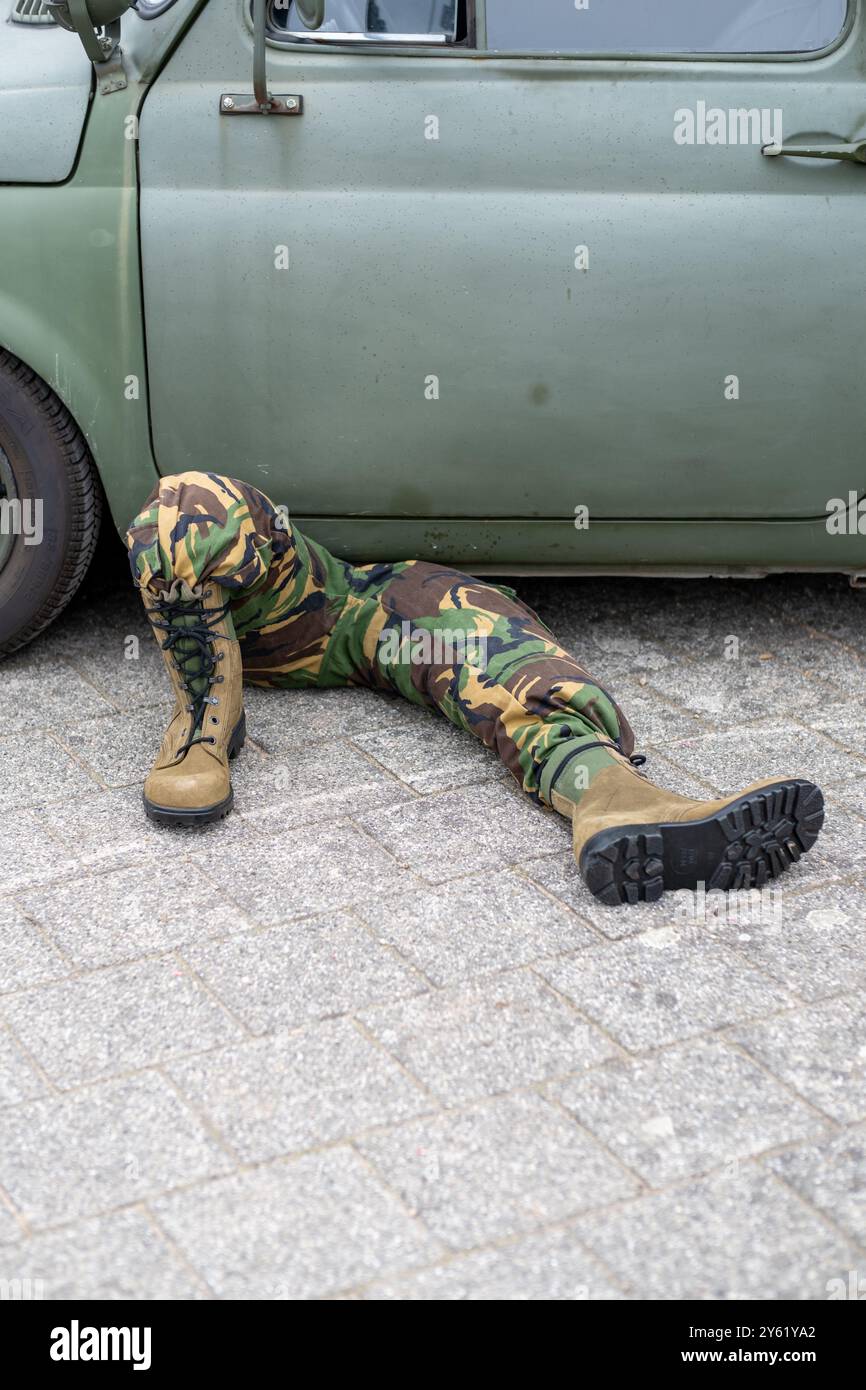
[{"left": 147, "top": 590, "right": 233, "bottom": 761}]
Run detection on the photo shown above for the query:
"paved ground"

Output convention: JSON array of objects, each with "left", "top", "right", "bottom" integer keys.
[{"left": 1, "top": 551, "right": 865, "bottom": 1300}]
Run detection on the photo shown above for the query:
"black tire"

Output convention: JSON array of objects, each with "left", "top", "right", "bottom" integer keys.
[{"left": 0, "top": 348, "right": 102, "bottom": 656}]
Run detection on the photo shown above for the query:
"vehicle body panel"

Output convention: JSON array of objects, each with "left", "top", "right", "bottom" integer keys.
[
  {"left": 139, "top": 1, "right": 866, "bottom": 525},
  {"left": 0, "top": 22, "right": 92, "bottom": 182},
  {"left": 0, "top": 0, "right": 864, "bottom": 579},
  {"left": 0, "top": 0, "right": 206, "bottom": 533}
]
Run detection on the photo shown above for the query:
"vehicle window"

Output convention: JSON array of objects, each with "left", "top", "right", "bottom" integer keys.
[
  {"left": 268, "top": 1, "right": 459, "bottom": 40},
  {"left": 485, "top": 0, "right": 849, "bottom": 56}
]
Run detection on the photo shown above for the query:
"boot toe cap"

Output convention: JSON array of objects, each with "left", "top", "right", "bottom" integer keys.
[{"left": 144, "top": 764, "right": 230, "bottom": 813}]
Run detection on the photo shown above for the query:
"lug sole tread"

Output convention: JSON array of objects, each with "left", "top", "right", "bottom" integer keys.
[
  {"left": 580, "top": 779, "right": 824, "bottom": 906},
  {"left": 143, "top": 790, "right": 234, "bottom": 829}
]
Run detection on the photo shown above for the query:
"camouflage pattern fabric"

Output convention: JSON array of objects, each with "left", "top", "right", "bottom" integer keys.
[{"left": 127, "top": 472, "right": 635, "bottom": 807}]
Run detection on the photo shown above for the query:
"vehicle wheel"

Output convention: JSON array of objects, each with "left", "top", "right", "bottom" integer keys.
[{"left": 0, "top": 348, "right": 102, "bottom": 656}]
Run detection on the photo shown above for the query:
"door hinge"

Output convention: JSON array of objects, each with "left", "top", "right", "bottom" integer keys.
[{"left": 96, "top": 47, "right": 127, "bottom": 95}]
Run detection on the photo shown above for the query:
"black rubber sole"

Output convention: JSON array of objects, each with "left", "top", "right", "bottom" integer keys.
[
  {"left": 142, "top": 713, "right": 246, "bottom": 829},
  {"left": 579, "top": 779, "right": 825, "bottom": 906}
]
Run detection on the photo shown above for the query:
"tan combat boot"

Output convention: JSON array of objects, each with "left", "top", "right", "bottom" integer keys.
[
  {"left": 139, "top": 580, "right": 245, "bottom": 826},
  {"left": 554, "top": 756, "right": 824, "bottom": 905}
]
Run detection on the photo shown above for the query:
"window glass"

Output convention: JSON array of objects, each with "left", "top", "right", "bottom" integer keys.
[
  {"left": 485, "top": 0, "right": 848, "bottom": 55},
  {"left": 269, "top": 1, "right": 458, "bottom": 39}
]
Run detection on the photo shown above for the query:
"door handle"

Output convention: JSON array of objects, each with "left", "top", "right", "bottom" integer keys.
[{"left": 762, "top": 139, "right": 866, "bottom": 163}]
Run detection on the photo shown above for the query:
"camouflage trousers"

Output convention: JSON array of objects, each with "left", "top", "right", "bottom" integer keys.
[{"left": 127, "top": 472, "right": 636, "bottom": 809}]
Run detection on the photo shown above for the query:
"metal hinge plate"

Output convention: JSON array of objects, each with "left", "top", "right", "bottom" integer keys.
[
  {"left": 219, "top": 93, "right": 303, "bottom": 116},
  {"left": 96, "top": 49, "right": 128, "bottom": 96}
]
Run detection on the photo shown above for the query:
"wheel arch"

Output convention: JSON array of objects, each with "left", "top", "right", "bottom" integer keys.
[{"left": 0, "top": 298, "right": 158, "bottom": 538}]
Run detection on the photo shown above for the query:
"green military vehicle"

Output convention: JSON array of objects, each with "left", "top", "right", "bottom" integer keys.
[{"left": 1, "top": 0, "right": 864, "bottom": 655}]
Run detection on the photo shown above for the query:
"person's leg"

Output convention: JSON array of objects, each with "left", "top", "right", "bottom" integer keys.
[
  {"left": 326, "top": 558, "right": 639, "bottom": 804},
  {"left": 127, "top": 470, "right": 360, "bottom": 825},
  {"left": 128, "top": 471, "right": 824, "bottom": 900},
  {"left": 302, "top": 558, "right": 825, "bottom": 904},
  {"left": 127, "top": 471, "right": 634, "bottom": 805},
  {"left": 127, "top": 469, "right": 355, "bottom": 686}
]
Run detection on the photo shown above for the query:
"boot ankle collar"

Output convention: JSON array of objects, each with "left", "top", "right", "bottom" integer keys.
[
  {"left": 540, "top": 738, "right": 636, "bottom": 804},
  {"left": 162, "top": 577, "right": 204, "bottom": 603}
]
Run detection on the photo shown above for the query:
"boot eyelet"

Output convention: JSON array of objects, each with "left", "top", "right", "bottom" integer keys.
[{"left": 211, "top": 717, "right": 219, "bottom": 725}]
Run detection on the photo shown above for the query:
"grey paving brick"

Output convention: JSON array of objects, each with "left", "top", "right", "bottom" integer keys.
[
  {"left": 0, "top": 1204, "right": 23, "bottom": 1246},
  {"left": 660, "top": 599, "right": 820, "bottom": 651},
  {"left": 64, "top": 635, "right": 169, "bottom": 713},
  {"left": 766, "top": 1124, "right": 866, "bottom": 1249},
  {"left": 0, "top": 1209, "right": 206, "bottom": 1300},
  {"left": 588, "top": 635, "right": 675, "bottom": 681},
  {"left": 41, "top": 786, "right": 250, "bottom": 867},
  {"left": 576, "top": 1169, "right": 860, "bottom": 1300},
  {"left": 0, "top": 648, "right": 116, "bottom": 732},
  {"left": 45, "top": 588, "right": 147, "bottom": 657},
  {"left": 0, "top": 1028, "right": 46, "bottom": 1108},
  {"left": 153, "top": 1147, "right": 440, "bottom": 1299},
  {"left": 189, "top": 821, "right": 404, "bottom": 925},
  {"left": 168, "top": 1019, "right": 431, "bottom": 1162},
  {"left": 827, "top": 779, "right": 866, "bottom": 819},
  {"left": 0, "top": 902, "right": 68, "bottom": 995},
  {"left": 3, "top": 574, "right": 862, "bottom": 1301},
  {"left": 185, "top": 913, "right": 424, "bottom": 1035},
  {"left": 2, "top": 958, "right": 243, "bottom": 1088},
  {"left": 707, "top": 888, "right": 866, "bottom": 1003},
  {"left": 551, "top": 1038, "right": 826, "bottom": 1186},
  {"left": 538, "top": 928, "right": 793, "bottom": 1052},
  {"left": 782, "top": 878, "right": 866, "bottom": 911},
  {"left": 360, "top": 784, "right": 569, "bottom": 882},
  {"left": 49, "top": 709, "right": 172, "bottom": 789},
  {"left": 357, "top": 1093, "right": 639, "bottom": 1250},
  {"left": 19, "top": 861, "right": 253, "bottom": 971},
  {"left": 771, "top": 637, "right": 866, "bottom": 700},
  {"left": 360, "top": 970, "right": 617, "bottom": 1107},
  {"left": 519, "top": 853, "right": 672, "bottom": 939},
  {"left": 244, "top": 683, "right": 428, "bottom": 753},
  {"left": 0, "top": 733, "right": 101, "bottom": 812},
  {"left": 622, "top": 581, "right": 783, "bottom": 652},
  {"left": 353, "top": 720, "right": 506, "bottom": 794},
  {"left": 643, "top": 655, "right": 843, "bottom": 730},
  {"left": 732, "top": 996, "right": 866, "bottom": 1124},
  {"left": 353, "top": 868, "right": 595, "bottom": 985},
  {"left": 0, "top": 1073, "right": 230, "bottom": 1227},
  {"left": 811, "top": 709, "right": 866, "bottom": 771},
  {"left": 605, "top": 678, "right": 706, "bottom": 745},
  {"left": 0, "top": 809, "right": 71, "bottom": 896},
  {"left": 359, "top": 1227, "right": 624, "bottom": 1300},
  {"left": 661, "top": 721, "right": 861, "bottom": 797},
  {"left": 235, "top": 739, "right": 414, "bottom": 832},
  {"left": 798, "top": 802, "right": 866, "bottom": 878},
  {"left": 765, "top": 576, "right": 866, "bottom": 651}
]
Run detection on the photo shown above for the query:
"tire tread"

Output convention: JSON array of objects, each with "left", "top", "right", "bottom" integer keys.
[{"left": 0, "top": 348, "right": 102, "bottom": 656}]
